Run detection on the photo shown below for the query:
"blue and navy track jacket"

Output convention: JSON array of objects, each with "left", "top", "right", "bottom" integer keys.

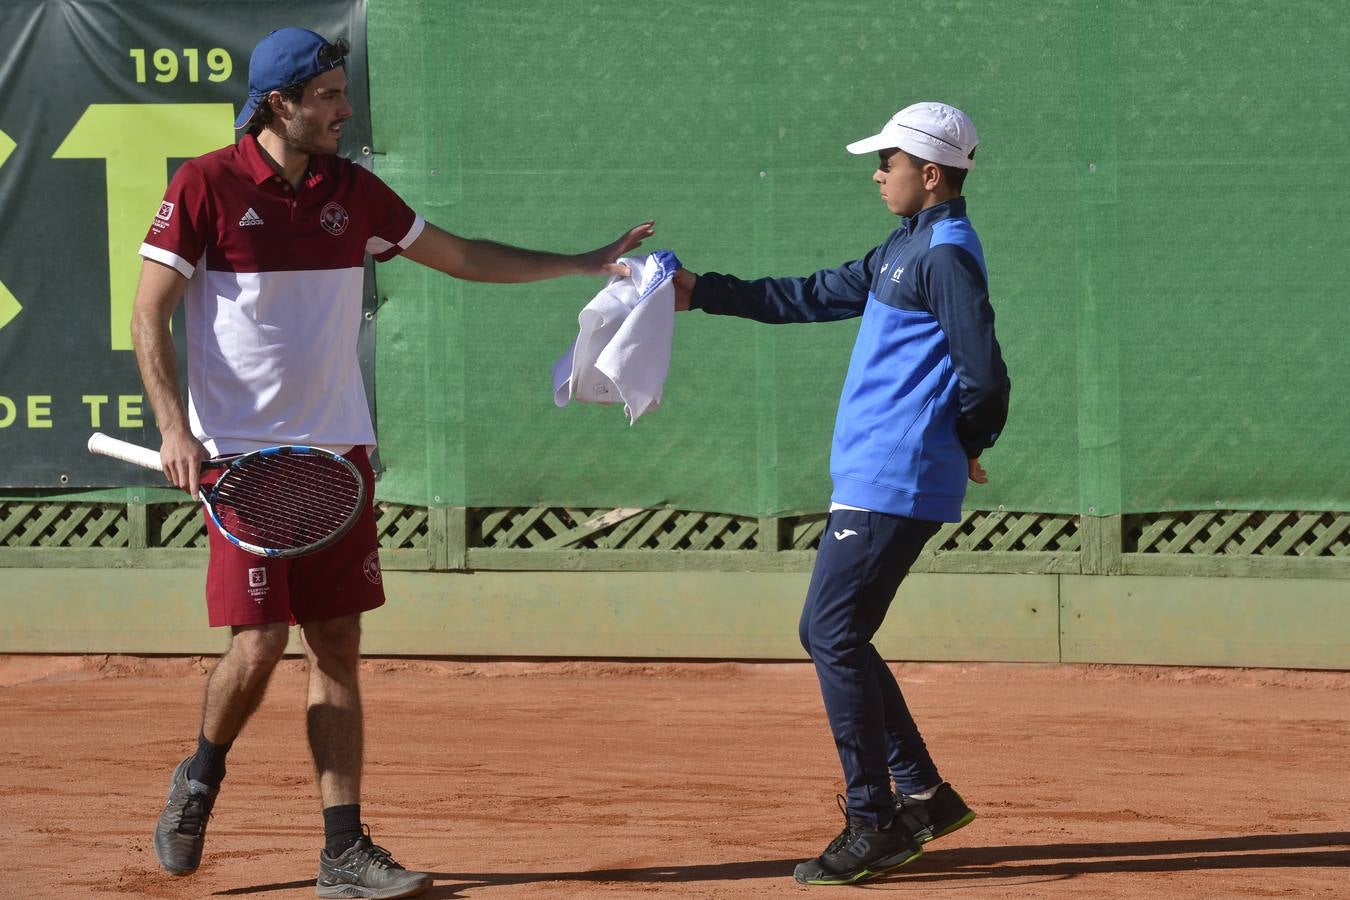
[{"left": 691, "top": 197, "right": 1010, "bottom": 522}]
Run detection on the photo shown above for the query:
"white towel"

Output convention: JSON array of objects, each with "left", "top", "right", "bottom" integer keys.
[{"left": 552, "top": 250, "right": 680, "bottom": 424}]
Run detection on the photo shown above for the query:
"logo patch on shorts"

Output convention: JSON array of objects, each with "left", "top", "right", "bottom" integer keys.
[
  {"left": 247, "top": 566, "right": 269, "bottom": 603},
  {"left": 320, "top": 201, "right": 350, "bottom": 236},
  {"left": 362, "top": 551, "right": 382, "bottom": 585}
]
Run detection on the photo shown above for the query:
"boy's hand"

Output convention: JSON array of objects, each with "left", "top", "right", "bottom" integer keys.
[{"left": 673, "top": 268, "right": 696, "bottom": 311}]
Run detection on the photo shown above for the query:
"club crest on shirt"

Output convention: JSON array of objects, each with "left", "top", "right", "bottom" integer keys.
[
  {"left": 156, "top": 201, "right": 175, "bottom": 222},
  {"left": 362, "top": 551, "right": 382, "bottom": 585},
  {"left": 320, "top": 201, "right": 350, "bottom": 236}
]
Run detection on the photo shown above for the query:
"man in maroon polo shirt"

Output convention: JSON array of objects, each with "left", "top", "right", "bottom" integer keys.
[{"left": 132, "top": 28, "right": 653, "bottom": 898}]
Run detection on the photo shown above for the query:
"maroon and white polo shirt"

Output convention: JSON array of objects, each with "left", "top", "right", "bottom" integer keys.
[{"left": 139, "top": 134, "right": 424, "bottom": 456}]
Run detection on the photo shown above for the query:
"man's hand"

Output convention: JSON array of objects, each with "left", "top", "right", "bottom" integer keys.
[
  {"left": 577, "top": 221, "right": 656, "bottom": 276},
  {"left": 673, "top": 268, "right": 696, "bottom": 311},
  {"left": 160, "top": 430, "right": 209, "bottom": 497},
  {"left": 967, "top": 458, "right": 988, "bottom": 484}
]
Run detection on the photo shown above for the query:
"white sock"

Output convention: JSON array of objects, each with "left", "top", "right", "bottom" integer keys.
[{"left": 905, "top": 785, "right": 940, "bottom": 801}]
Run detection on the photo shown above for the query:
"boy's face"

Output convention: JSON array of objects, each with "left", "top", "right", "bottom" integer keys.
[{"left": 873, "top": 149, "right": 938, "bottom": 217}]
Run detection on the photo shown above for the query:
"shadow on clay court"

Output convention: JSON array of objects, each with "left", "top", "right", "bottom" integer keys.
[
  {"left": 885, "top": 831, "right": 1350, "bottom": 886},
  {"left": 212, "top": 832, "right": 1350, "bottom": 896},
  {"left": 210, "top": 859, "right": 797, "bottom": 897}
]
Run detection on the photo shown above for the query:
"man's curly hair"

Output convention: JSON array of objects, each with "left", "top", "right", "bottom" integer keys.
[{"left": 246, "top": 82, "right": 306, "bottom": 135}]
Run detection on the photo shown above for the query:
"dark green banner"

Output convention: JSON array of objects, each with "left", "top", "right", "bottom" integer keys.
[{"left": 0, "top": 0, "right": 369, "bottom": 486}]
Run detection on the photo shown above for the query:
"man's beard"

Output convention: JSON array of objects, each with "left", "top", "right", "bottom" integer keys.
[{"left": 286, "top": 114, "right": 336, "bottom": 155}]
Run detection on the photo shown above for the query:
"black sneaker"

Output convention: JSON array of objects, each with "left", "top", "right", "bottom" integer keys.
[
  {"left": 316, "top": 828, "right": 432, "bottom": 899},
  {"left": 793, "top": 796, "right": 923, "bottom": 886},
  {"left": 153, "top": 755, "right": 218, "bottom": 875},
  {"left": 895, "top": 782, "right": 976, "bottom": 844}
]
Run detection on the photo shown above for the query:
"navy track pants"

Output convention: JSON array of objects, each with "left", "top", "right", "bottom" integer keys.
[{"left": 798, "top": 508, "right": 943, "bottom": 825}]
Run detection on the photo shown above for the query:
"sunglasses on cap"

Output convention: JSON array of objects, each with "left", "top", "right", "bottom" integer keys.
[{"left": 317, "top": 37, "right": 349, "bottom": 67}]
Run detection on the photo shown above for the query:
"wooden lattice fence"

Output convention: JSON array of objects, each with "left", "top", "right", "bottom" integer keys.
[{"left": 1, "top": 501, "right": 1344, "bottom": 578}]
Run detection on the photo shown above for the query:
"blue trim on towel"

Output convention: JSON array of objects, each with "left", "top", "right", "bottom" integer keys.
[{"left": 636, "top": 249, "right": 681, "bottom": 303}]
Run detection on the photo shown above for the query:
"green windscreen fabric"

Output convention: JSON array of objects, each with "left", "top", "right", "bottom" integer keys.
[
  {"left": 1109, "top": 3, "right": 1350, "bottom": 514},
  {"left": 364, "top": 0, "right": 1348, "bottom": 516}
]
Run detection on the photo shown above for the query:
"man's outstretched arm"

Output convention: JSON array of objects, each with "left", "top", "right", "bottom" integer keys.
[{"left": 401, "top": 221, "right": 655, "bottom": 283}]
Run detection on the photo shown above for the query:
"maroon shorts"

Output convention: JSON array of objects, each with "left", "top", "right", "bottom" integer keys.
[{"left": 203, "top": 446, "right": 385, "bottom": 627}]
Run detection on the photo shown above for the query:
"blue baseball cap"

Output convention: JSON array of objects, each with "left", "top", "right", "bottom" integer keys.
[{"left": 235, "top": 28, "right": 349, "bottom": 129}]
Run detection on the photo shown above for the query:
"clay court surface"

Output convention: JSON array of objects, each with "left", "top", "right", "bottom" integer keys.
[{"left": 2, "top": 656, "right": 1347, "bottom": 899}]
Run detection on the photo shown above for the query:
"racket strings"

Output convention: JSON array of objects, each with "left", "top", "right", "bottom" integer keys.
[
  {"left": 212, "top": 453, "right": 364, "bottom": 551},
  {"left": 215, "top": 470, "right": 356, "bottom": 528},
  {"left": 215, "top": 494, "right": 351, "bottom": 539},
  {"left": 215, "top": 494, "right": 355, "bottom": 543},
  {"left": 215, "top": 486, "right": 358, "bottom": 545}
]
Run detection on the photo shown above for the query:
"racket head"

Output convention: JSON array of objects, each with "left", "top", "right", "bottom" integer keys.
[{"left": 202, "top": 446, "right": 368, "bottom": 558}]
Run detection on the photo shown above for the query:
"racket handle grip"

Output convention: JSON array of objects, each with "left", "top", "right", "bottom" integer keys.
[{"left": 87, "top": 432, "right": 166, "bottom": 472}]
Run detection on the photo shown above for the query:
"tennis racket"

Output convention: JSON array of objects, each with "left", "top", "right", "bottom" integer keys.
[{"left": 87, "top": 432, "right": 367, "bottom": 558}]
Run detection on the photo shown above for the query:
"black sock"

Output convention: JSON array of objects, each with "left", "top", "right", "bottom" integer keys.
[
  {"left": 323, "top": 804, "right": 363, "bottom": 858},
  {"left": 186, "top": 731, "right": 232, "bottom": 789}
]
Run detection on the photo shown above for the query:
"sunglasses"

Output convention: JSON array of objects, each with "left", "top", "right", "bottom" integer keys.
[{"left": 317, "top": 37, "right": 349, "bottom": 67}]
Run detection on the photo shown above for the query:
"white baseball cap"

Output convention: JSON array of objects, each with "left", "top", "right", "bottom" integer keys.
[{"left": 845, "top": 102, "right": 979, "bottom": 170}]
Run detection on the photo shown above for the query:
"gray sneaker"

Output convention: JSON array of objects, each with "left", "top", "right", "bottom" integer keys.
[
  {"left": 153, "top": 756, "right": 218, "bottom": 875},
  {"left": 316, "top": 829, "right": 432, "bottom": 899}
]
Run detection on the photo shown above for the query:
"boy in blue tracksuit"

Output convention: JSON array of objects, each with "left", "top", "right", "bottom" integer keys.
[{"left": 672, "top": 102, "right": 1010, "bottom": 885}]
